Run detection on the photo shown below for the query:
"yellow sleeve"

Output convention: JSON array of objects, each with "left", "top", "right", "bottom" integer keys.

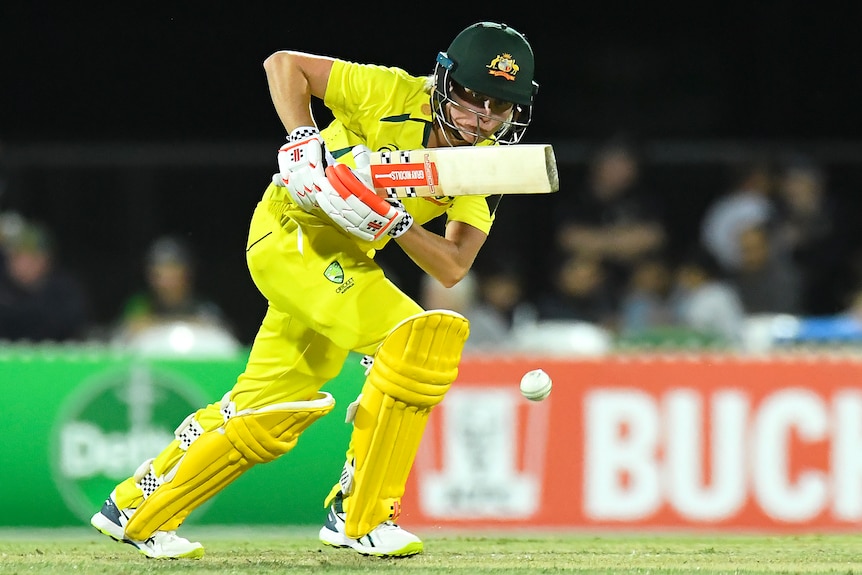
[
  {"left": 322, "top": 60, "right": 429, "bottom": 150},
  {"left": 445, "top": 196, "right": 496, "bottom": 235}
]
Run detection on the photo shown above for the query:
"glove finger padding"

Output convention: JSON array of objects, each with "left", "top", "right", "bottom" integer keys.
[
  {"left": 330, "top": 164, "right": 392, "bottom": 215},
  {"left": 330, "top": 164, "right": 414, "bottom": 239},
  {"left": 317, "top": 164, "right": 413, "bottom": 241},
  {"left": 276, "top": 128, "right": 326, "bottom": 211},
  {"left": 314, "top": 177, "right": 364, "bottom": 237},
  {"left": 349, "top": 145, "right": 375, "bottom": 190}
]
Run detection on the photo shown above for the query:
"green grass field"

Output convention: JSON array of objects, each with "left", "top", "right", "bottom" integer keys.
[{"left": 1, "top": 527, "right": 860, "bottom": 574}]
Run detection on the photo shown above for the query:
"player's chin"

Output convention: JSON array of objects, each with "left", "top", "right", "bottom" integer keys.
[{"left": 454, "top": 129, "right": 491, "bottom": 146}]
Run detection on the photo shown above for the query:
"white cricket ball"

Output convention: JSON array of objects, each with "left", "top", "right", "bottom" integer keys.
[{"left": 519, "top": 368, "right": 552, "bottom": 401}]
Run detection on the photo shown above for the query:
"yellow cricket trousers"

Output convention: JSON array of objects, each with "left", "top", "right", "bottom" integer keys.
[{"left": 113, "top": 189, "right": 423, "bottom": 511}]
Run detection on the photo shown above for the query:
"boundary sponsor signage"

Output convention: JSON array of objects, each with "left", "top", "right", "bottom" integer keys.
[
  {"left": 404, "top": 354, "right": 862, "bottom": 533},
  {"left": 1, "top": 348, "right": 358, "bottom": 527},
  {"left": 5, "top": 348, "right": 862, "bottom": 531}
]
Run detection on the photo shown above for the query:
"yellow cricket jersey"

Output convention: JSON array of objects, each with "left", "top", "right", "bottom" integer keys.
[{"left": 268, "top": 59, "right": 498, "bottom": 255}]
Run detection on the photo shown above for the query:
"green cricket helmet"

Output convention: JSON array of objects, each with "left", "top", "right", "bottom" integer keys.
[{"left": 433, "top": 22, "right": 538, "bottom": 145}]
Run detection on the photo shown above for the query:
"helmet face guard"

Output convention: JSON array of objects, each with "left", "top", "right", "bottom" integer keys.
[
  {"left": 432, "top": 57, "right": 532, "bottom": 145},
  {"left": 431, "top": 22, "right": 538, "bottom": 146}
]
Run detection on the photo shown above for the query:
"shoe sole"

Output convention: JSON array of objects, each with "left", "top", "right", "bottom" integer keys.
[
  {"left": 319, "top": 527, "right": 351, "bottom": 549},
  {"left": 350, "top": 540, "right": 424, "bottom": 557},
  {"left": 321, "top": 538, "right": 423, "bottom": 557},
  {"left": 137, "top": 545, "right": 205, "bottom": 560},
  {"left": 320, "top": 539, "right": 351, "bottom": 549}
]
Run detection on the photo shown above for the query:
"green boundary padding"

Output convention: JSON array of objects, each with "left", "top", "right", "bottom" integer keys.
[{"left": 0, "top": 346, "right": 364, "bottom": 527}]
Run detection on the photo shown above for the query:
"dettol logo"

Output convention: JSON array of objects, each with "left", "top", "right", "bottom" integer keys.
[{"left": 51, "top": 362, "right": 209, "bottom": 521}]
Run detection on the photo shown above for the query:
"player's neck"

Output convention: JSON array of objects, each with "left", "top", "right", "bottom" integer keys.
[{"left": 427, "top": 127, "right": 445, "bottom": 149}]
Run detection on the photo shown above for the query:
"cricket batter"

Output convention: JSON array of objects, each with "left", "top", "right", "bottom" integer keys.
[{"left": 91, "top": 21, "right": 538, "bottom": 558}]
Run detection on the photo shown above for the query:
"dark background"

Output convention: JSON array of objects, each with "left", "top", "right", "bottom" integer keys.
[{"left": 2, "top": 2, "right": 861, "bottom": 344}]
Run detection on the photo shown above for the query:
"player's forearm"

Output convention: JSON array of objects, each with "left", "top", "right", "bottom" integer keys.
[
  {"left": 394, "top": 224, "right": 485, "bottom": 288},
  {"left": 263, "top": 51, "right": 330, "bottom": 132}
]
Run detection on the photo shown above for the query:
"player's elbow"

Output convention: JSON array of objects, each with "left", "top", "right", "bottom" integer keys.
[
  {"left": 437, "top": 269, "right": 470, "bottom": 289},
  {"left": 263, "top": 50, "right": 292, "bottom": 72}
]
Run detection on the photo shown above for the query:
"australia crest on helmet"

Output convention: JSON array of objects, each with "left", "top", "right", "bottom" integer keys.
[{"left": 487, "top": 53, "right": 519, "bottom": 81}]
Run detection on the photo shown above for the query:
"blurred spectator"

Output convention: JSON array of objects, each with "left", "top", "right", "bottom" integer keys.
[
  {"left": 418, "top": 271, "right": 478, "bottom": 315},
  {"left": 463, "top": 258, "right": 537, "bottom": 351},
  {"left": 553, "top": 136, "right": 667, "bottom": 307},
  {"left": 618, "top": 253, "right": 675, "bottom": 335},
  {"left": 0, "top": 141, "right": 8, "bottom": 205},
  {"left": 842, "top": 248, "right": 862, "bottom": 312},
  {"left": 0, "top": 211, "right": 26, "bottom": 248},
  {"left": 700, "top": 158, "right": 775, "bottom": 273},
  {"left": 732, "top": 223, "right": 802, "bottom": 314},
  {"left": 668, "top": 246, "right": 746, "bottom": 346},
  {"left": 112, "top": 235, "right": 231, "bottom": 343},
  {"left": 0, "top": 219, "right": 90, "bottom": 341},
  {"left": 772, "top": 156, "right": 851, "bottom": 314},
  {"left": 845, "top": 288, "right": 862, "bottom": 325},
  {"left": 535, "top": 254, "right": 617, "bottom": 329}
]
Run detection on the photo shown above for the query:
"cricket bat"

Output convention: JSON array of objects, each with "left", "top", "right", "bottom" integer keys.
[{"left": 366, "top": 143, "right": 559, "bottom": 198}]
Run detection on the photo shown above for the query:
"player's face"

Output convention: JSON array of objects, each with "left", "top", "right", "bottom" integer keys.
[{"left": 446, "top": 82, "right": 514, "bottom": 144}]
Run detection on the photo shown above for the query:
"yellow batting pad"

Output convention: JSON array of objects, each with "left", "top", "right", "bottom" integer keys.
[
  {"left": 343, "top": 310, "right": 469, "bottom": 538},
  {"left": 124, "top": 393, "right": 334, "bottom": 541}
]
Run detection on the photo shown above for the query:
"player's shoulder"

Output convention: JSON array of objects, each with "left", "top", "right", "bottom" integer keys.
[{"left": 334, "top": 60, "right": 424, "bottom": 84}]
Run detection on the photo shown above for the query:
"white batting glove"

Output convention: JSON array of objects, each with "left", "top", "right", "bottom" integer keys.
[
  {"left": 316, "top": 163, "right": 413, "bottom": 241},
  {"left": 349, "top": 144, "right": 376, "bottom": 190},
  {"left": 276, "top": 126, "right": 326, "bottom": 211}
]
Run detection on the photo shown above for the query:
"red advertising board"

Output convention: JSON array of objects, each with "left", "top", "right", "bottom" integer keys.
[{"left": 403, "top": 354, "right": 862, "bottom": 532}]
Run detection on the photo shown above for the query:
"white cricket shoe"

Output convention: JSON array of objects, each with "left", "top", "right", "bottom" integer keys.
[
  {"left": 319, "top": 494, "right": 423, "bottom": 557},
  {"left": 90, "top": 491, "right": 204, "bottom": 559},
  {"left": 318, "top": 498, "right": 351, "bottom": 549}
]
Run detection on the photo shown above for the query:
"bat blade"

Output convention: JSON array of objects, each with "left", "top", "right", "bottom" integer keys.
[{"left": 368, "top": 144, "right": 559, "bottom": 198}]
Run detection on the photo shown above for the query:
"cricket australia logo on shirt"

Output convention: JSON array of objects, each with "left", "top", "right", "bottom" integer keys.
[
  {"left": 324, "top": 261, "right": 345, "bottom": 283},
  {"left": 324, "top": 260, "right": 354, "bottom": 293}
]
